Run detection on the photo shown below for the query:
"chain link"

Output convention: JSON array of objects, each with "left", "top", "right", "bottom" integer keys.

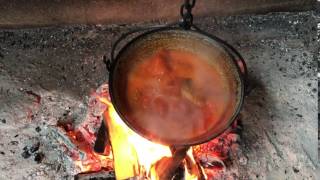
[{"left": 180, "top": 0, "right": 196, "bottom": 29}]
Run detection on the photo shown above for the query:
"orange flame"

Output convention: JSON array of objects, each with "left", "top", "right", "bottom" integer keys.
[{"left": 100, "top": 97, "right": 172, "bottom": 179}]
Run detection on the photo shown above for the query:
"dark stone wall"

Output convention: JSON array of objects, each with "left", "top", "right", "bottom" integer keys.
[{"left": 0, "top": 0, "right": 316, "bottom": 28}]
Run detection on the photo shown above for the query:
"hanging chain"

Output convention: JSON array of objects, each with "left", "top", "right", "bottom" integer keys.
[{"left": 180, "top": 0, "right": 196, "bottom": 29}]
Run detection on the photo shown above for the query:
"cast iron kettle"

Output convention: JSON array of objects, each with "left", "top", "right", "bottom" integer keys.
[{"left": 103, "top": 0, "right": 247, "bottom": 147}]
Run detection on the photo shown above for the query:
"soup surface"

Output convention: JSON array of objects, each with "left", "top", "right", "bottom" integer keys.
[{"left": 126, "top": 49, "right": 235, "bottom": 141}]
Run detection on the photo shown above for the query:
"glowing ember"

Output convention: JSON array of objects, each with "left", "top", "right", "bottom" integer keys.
[
  {"left": 59, "top": 84, "right": 240, "bottom": 179},
  {"left": 65, "top": 129, "right": 113, "bottom": 172},
  {"left": 59, "top": 84, "right": 113, "bottom": 173}
]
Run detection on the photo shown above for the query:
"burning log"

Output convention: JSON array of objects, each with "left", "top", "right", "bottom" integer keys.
[
  {"left": 75, "top": 170, "right": 115, "bottom": 180},
  {"left": 94, "top": 120, "right": 110, "bottom": 154},
  {"left": 184, "top": 148, "right": 207, "bottom": 180},
  {"left": 152, "top": 146, "right": 189, "bottom": 180}
]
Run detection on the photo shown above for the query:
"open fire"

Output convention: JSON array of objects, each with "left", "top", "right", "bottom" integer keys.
[{"left": 58, "top": 84, "right": 241, "bottom": 179}]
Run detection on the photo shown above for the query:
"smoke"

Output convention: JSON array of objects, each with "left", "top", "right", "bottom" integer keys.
[{"left": 127, "top": 49, "right": 236, "bottom": 143}]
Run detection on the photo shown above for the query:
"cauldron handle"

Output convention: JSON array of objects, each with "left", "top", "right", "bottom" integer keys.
[{"left": 104, "top": 23, "right": 179, "bottom": 72}]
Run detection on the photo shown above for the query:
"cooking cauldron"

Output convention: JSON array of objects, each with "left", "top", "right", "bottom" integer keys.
[{"left": 104, "top": 0, "right": 247, "bottom": 147}]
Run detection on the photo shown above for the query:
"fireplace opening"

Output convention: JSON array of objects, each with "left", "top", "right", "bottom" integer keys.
[{"left": 0, "top": 1, "right": 317, "bottom": 180}]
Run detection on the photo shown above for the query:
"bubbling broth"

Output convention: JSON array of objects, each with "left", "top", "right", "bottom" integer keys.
[{"left": 127, "top": 49, "right": 234, "bottom": 141}]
